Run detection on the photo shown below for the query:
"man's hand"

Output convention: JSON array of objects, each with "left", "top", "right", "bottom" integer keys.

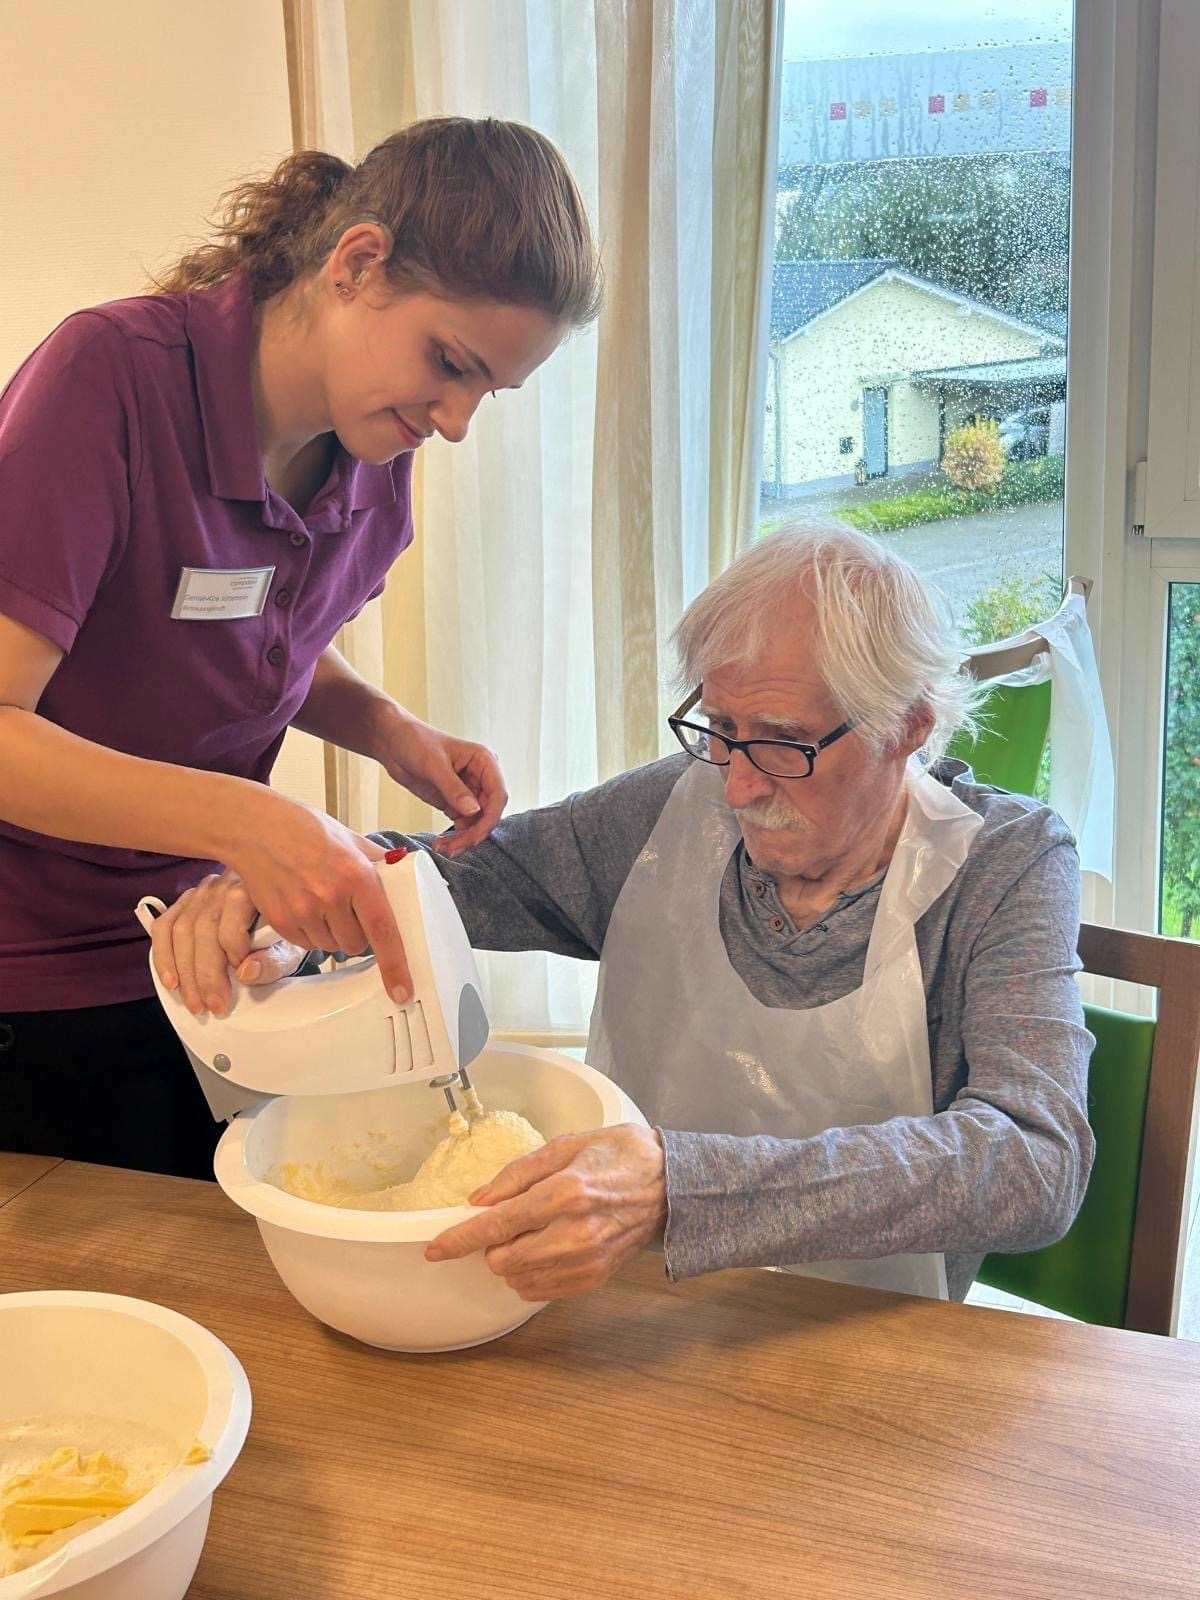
[
  {"left": 372, "top": 705, "right": 507, "bottom": 858},
  {"left": 425, "top": 1124, "right": 668, "bottom": 1301},
  {"left": 149, "top": 868, "right": 310, "bottom": 1016}
]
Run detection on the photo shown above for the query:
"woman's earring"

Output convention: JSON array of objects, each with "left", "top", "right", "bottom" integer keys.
[{"left": 335, "top": 282, "right": 353, "bottom": 300}]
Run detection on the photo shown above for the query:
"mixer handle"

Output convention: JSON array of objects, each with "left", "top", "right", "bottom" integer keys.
[
  {"left": 247, "top": 921, "right": 370, "bottom": 968},
  {"left": 134, "top": 895, "right": 167, "bottom": 936}
]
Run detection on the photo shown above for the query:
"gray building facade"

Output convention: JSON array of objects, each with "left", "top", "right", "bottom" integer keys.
[{"left": 779, "top": 43, "right": 1072, "bottom": 166}]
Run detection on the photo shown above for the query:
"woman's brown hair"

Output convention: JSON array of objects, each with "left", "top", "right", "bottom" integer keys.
[{"left": 154, "top": 116, "right": 601, "bottom": 326}]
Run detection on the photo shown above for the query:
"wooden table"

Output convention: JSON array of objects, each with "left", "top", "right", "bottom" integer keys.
[
  {"left": 0, "top": 1152, "right": 61, "bottom": 1208},
  {"left": 1, "top": 1157, "right": 1197, "bottom": 1600}
]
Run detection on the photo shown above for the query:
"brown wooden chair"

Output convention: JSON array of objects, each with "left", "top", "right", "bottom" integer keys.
[{"left": 977, "top": 921, "right": 1200, "bottom": 1335}]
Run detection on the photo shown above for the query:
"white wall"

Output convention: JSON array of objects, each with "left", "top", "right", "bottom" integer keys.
[
  {"left": 0, "top": 0, "right": 327, "bottom": 810},
  {"left": 1, "top": 0, "right": 293, "bottom": 379}
]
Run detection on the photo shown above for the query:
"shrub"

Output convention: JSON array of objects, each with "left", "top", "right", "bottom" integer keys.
[
  {"left": 992, "top": 452, "right": 1065, "bottom": 506},
  {"left": 962, "top": 570, "right": 1062, "bottom": 647},
  {"left": 960, "top": 569, "right": 1061, "bottom": 803},
  {"left": 1161, "top": 587, "right": 1200, "bottom": 936},
  {"left": 942, "top": 420, "right": 1006, "bottom": 492},
  {"left": 839, "top": 485, "right": 962, "bottom": 533}
]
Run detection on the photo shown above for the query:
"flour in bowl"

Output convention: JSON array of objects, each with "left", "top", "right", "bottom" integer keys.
[{"left": 270, "top": 1106, "right": 545, "bottom": 1211}]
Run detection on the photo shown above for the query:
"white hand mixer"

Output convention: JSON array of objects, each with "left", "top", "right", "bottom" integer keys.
[{"left": 133, "top": 847, "right": 490, "bottom": 1122}]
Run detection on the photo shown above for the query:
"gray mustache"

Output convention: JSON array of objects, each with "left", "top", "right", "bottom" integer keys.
[{"left": 732, "top": 798, "right": 812, "bottom": 832}]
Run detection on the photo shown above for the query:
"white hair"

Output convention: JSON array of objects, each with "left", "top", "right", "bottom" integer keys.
[{"left": 670, "top": 522, "right": 983, "bottom": 761}]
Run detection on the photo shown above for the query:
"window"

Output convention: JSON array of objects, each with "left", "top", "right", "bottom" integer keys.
[
  {"left": 1160, "top": 584, "right": 1200, "bottom": 939},
  {"left": 766, "top": 1, "right": 1072, "bottom": 650}
]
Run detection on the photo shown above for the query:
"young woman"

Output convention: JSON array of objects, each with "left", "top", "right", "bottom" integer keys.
[{"left": 0, "top": 116, "right": 601, "bottom": 1176}]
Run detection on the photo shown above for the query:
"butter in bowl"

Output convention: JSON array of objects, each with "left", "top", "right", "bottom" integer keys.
[{"left": 0, "top": 1292, "right": 250, "bottom": 1600}]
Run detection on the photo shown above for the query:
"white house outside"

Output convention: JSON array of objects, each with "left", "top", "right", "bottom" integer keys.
[{"left": 762, "top": 260, "right": 1066, "bottom": 498}]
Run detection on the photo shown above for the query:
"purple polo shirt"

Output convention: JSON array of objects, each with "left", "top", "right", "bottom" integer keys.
[{"left": 0, "top": 273, "right": 413, "bottom": 1010}]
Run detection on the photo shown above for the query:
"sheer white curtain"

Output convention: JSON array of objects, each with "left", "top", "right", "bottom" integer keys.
[
  {"left": 284, "top": 0, "right": 386, "bottom": 834},
  {"left": 403, "top": 1, "right": 603, "bottom": 1037},
  {"left": 591, "top": 0, "right": 780, "bottom": 775},
  {"left": 338, "top": 0, "right": 780, "bottom": 1039}
]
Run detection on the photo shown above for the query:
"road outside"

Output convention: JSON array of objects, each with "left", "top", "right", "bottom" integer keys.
[
  {"left": 860, "top": 500, "right": 1062, "bottom": 619},
  {"left": 761, "top": 479, "right": 1064, "bottom": 630}
]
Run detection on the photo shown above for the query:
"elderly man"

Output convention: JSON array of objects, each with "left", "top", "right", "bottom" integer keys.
[{"left": 152, "top": 525, "right": 1095, "bottom": 1306}]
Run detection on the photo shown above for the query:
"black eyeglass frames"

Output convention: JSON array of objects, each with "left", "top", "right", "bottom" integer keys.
[{"left": 667, "top": 688, "right": 854, "bottom": 779}]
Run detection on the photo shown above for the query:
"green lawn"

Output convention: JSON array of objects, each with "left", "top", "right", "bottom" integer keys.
[{"left": 837, "top": 456, "right": 1065, "bottom": 535}]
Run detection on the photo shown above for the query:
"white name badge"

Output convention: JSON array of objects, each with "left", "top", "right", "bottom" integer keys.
[{"left": 171, "top": 566, "right": 275, "bottom": 621}]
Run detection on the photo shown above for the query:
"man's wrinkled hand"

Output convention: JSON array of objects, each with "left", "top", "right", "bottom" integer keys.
[
  {"left": 425, "top": 1124, "right": 667, "bottom": 1301},
  {"left": 149, "top": 869, "right": 309, "bottom": 1017}
]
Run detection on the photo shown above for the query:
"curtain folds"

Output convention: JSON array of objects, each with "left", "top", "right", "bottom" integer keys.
[
  {"left": 374, "top": 0, "right": 604, "bottom": 1034},
  {"left": 284, "top": 0, "right": 384, "bottom": 834},
  {"left": 709, "top": 2, "right": 782, "bottom": 575},
  {"left": 287, "top": 0, "right": 781, "bottom": 1035},
  {"left": 591, "top": 0, "right": 780, "bottom": 772}
]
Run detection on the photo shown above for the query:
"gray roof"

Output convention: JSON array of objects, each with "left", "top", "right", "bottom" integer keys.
[
  {"left": 769, "top": 259, "right": 896, "bottom": 342},
  {"left": 912, "top": 353, "right": 1067, "bottom": 388},
  {"left": 769, "top": 259, "right": 1066, "bottom": 348}
]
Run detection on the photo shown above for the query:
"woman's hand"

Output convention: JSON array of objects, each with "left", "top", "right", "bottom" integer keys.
[
  {"left": 372, "top": 707, "right": 507, "bottom": 857},
  {"left": 425, "top": 1125, "right": 668, "bottom": 1301},
  {"left": 201, "top": 791, "right": 413, "bottom": 1003},
  {"left": 149, "top": 869, "right": 307, "bottom": 1017}
]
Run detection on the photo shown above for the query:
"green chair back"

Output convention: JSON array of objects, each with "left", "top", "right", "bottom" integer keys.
[
  {"left": 975, "top": 1003, "right": 1155, "bottom": 1327},
  {"left": 946, "top": 679, "right": 1052, "bottom": 795}
]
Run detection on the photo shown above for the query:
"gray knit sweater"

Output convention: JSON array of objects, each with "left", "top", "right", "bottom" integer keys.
[{"left": 385, "top": 755, "right": 1094, "bottom": 1299}]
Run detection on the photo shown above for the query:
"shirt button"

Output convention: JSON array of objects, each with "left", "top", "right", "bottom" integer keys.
[
  {"left": 274, "top": 588, "right": 292, "bottom": 607},
  {"left": 289, "top": 532, "right": 307, "bottom": 548},
  {"left": 266, "top": 644, "right": 285, "bottom": 667},
  {"left": 771, "top": 917, "right": 785, "bottom": 932}
]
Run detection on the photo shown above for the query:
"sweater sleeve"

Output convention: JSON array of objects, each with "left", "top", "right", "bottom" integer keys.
[{"left": 378, "top": 755, "right": 690, "bottom": 958}]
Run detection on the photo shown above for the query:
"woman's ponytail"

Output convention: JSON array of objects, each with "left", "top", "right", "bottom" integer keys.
[{"left": 153, "top": 150, "right": 353, "bottom": 298}]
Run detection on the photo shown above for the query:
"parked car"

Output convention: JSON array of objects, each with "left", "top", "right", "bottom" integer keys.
[{"left": 997, "top": 405, "right": 1051, "bottom": 460}]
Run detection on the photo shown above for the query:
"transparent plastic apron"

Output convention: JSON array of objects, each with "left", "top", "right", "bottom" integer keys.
[
  {"left": 986, "top": 592, "right": 1114, "bottom": 880},
  {"left": 587, "top": 758, "right": 983, "bottom": 1298}
]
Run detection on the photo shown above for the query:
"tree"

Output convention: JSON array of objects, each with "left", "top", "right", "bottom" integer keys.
[
  {"left": 1162, "top": 588, "right": 1200, "bottom": 938},
  {"left": 775, "top": 153, "right": 1070, "bottom": 316}
]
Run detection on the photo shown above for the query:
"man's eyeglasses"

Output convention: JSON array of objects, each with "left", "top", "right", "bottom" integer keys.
[{"left": 667, "top": 688, "right": 854, "bottom": 779}]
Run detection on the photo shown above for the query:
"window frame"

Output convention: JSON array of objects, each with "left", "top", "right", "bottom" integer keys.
[
  {"left": 1066, "top": 0, "right": 1200, "bottom": 1333},
  {"left": 1062, "top": 0, "right": 1163, "bottom": 968}
]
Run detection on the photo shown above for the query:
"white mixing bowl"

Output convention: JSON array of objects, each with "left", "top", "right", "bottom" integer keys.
[
  {"left": 0, "top": 1291, "right": 251, "bottom": 1600},
  {"left": 214, "top": 1043, "right": 646, "bottom": 1352}
]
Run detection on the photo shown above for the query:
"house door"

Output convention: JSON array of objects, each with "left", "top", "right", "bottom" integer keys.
[{"left": 863, "top": 387, "right": 888, "bottom": 478}]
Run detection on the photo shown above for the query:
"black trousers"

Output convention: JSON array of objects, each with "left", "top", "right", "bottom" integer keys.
[{"left": 0, "top": 997, "right": 221, "bottom": 1179}]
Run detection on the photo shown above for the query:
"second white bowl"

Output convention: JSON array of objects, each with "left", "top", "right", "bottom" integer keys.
[{"left": 0, "top": 1292, "right": 250, "bottom": 1600}]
